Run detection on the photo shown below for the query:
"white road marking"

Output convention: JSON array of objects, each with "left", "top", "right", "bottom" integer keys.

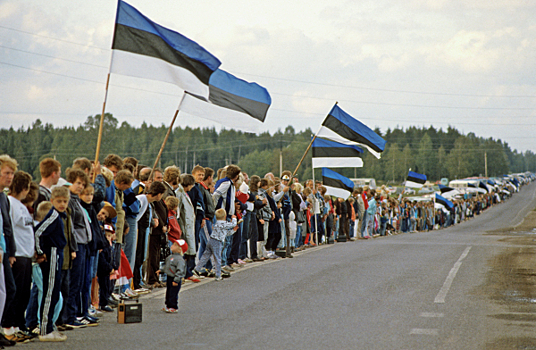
[
  {"left": 410, "top": 328, "right": 439, "bottom": 335},
  {"left": 420, "top": 312, "right": 444, "bottom": 318},
  {"left": 434, "top": 246, "right": 472, "bottom": 304}
]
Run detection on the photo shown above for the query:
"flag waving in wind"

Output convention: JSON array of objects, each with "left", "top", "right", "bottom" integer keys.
[
  {"left": 316, "top": 104, "right": 386, "bottom": 159},
  {"left": 111, "top": 0, "right": 221, "bottom": 99},
  {"left": 181, "top": 69, "right": 271, "bottom": 133},
  {"left": 312, "top": 137, "right": 363, "bottom": 169},
  {"left": 110, "top": 1, "right": 271, "bottom": 133},
  {"left": 435, "top": 193, "right": 454, "bottom": 210},
  {"left": 322, "top": 168, "right": 355, "bottom": 199},
  {"left": 405, "top": 171, "right": 427, "bottom": 188}
]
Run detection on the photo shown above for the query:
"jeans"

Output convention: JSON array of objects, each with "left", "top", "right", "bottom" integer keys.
[
  {"left": 249, "top": 216, "right": 259, "bottom": 259},
  {"left": 295, "top": 224, "right": 302, "bottom": 247},
  {"left": 124, "top": 216, "right": 138, "bottom": 272},
  {"left": 360, "top": 212, "right": 368, "bottom": 237},
  {"left": 380, "top": 222, "right": 387, "bottom": 236},
  {"left": 3, "top": 257, "right": 32, "bottom": 330},
  {"left": 196, "top": 238, "right": 223, "bottom": 278},
  {"left": 198, "top": 220, "right": 213, "bottom": 270}
]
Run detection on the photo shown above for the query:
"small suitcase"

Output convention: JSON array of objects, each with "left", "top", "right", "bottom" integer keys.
[{"left": 117, "top": 299, "right": 142, "bottom": 324}]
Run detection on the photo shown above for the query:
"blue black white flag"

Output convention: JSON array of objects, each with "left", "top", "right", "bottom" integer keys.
[
  {"left": 181, "top": 69, "right": 271, "bottom": 132},
  {"left": 438, "top": 184, "right": 459, "bottom": 198},
  {"left": 405, "top": 171, "right": 427, "bottom": 189},
  {"left": 322, "top": 168, "right": 354, "bottom": 199},
  {"left": 435, "top": 193, "right": 454, "bottom": 210},
  {"left": 311, "top": 137, "right": 363, "bottom": 169},
  {"left": 316, "top": 104, "right": 386, "bottom": 159},
  {"left": 111, "top": 0, "right": 221, "bottom": 99},
  {"left": 111, "top": 1, "right": 271, "bottom": 133}
]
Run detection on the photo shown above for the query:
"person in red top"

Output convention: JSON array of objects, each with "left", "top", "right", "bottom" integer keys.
[{"left": 164, "top": 196, "right": 182, "bottom": 242}]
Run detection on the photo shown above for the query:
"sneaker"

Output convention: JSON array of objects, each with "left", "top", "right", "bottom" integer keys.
[
  {"left": 124, "top": 288, "right": 138, "bottom": 298},
  {"left": 99, "top": 305, "right": 114, "bottom": 312},
  {"left": 134, "top": 288, "right": 151, "bottom": 295},
  {"left": 237, "top": 259, "right": 247, "bottom": 265},
  {"left": 78, "top": 317, "right": 99, "bottom": 327},
  {"left": 89, "top": 308, "right": 103, "bottom": 317},
  {"left": 107, "top": 297, "right": 118, "bottom": 306},
  {"left": 57, "top": 324, "right": 74, "bottom": 331},
  {"left": 165, "top": 308, "right": 179, "bottom": 313},
  {"left": 80, "top": 315, "right": 99, "bottom": 323},
  {"left": 65, "top": 321, "right": 87, "bottom": 329},
  {"left": 0, "top": 333, "right": 17, "bottom": 346},
  {"left": 230, "top": 263, "right": 242, "bottom": 268},
  {"left": 252, "top": 257, "right": 262, "bottom": 262},
  {"left": 162, "top": 307, "right": 170, "bottom": 313},
  {"left": 187, "top": 276, "right": 200, "bottom": 283},
  {"left": 111, "top": 293, "right": 121, "bottom": 301},
  {"left": 221, "top": 271, "right": 231, "bottom": 278},
  {"left": 215, "top": 277, "right": 223, "bottom": 281},
  {"left": 222, "top": 265, "right": 234, "bottom": 272},
  {"left": 39, "top": 331, "right": 67, "bottom": 342},
  {"left": 244, "top": 258, "right": 253, "bottom": 263},
  {"left": 192, "top": 269, "right": 202, "bottom": 278}
]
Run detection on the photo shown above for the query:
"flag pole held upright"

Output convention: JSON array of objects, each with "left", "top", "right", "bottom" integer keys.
[
  {"left": 291, "top": 102, "right": 338, "bottom": 179},
  {"left": 149, "top": 93, "right": 187, "bottom": 180}
]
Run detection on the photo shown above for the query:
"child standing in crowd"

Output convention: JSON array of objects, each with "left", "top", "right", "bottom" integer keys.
[
  {"left": 97, "top": 225, "right": 115, "bottom": 313},
  {"left": 161, "top": 239, "right": 187, "bottom": 313},
  {"left": 193, "top": 209, "right": 237, "bottom": 281},
  {"left": 164, "top": 196, "right": 181, "bottom": 242},
  {"left": 35, "top": 186, "right": 70, "bottom": 342}
]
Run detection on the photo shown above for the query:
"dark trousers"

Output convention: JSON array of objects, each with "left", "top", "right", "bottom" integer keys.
[
  {"left": 1, "top": 253, "right": 16, "bottom": 327},
  {"left": 267, "top": 228, "right": 281, "bottom": 252},
  {"left": 239, "top": 212, "right": 252, "bottom": 260},
  {"left": 58, "top": 269, "right": 70, "bottom": 325},
  {"left": 97, "top": 274, "right": 111, "bottom": 307},
  {"left": 133, "top": 224, "right": 148, "bottom": 289},
  {"left": 229, "top": 224, "right": 241, "bottom": 264},
  {"left": 39, "top": 248, "right": 63, "bottom": 336},
  {"left": 147, "top": 234, "right": 161, "bottom": 285},
  {"left": 165, "top": 279, "right": 182, "bottom": 309},
  {"left": 249, "top": 216, "right": 259, "bottom": 259},
  {"left": 2, "top": 257, "right": 32, "bottom": 329},
  {"left": 184, "top": 254, "right": 195, "bottom": 279},
  {"left": 325, "top": 214, "right": 334, "bottom": 239},
  {"left": 65, "top": 243, "right": 87, "bottom": 324},
  {"left": 194, "top": 216, "right": 203, "bottom": 249}
]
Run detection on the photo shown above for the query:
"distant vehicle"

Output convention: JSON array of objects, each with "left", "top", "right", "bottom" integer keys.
[
  {"left": 449, "top": 179, "right": 479, "bottom": 188},
  {"left": 350, "top": 178, "right": 377, "bottom": 189},
  {"left": 419, "top": 186, "right": 435, "bottom": 194},
  {"left": 404, "top": 188, "right": 415, "bottom": 195}
]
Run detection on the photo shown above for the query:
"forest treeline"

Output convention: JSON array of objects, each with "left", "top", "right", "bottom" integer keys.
[{"left": 1, "top": 113, "right": 534, "bottom": 184}]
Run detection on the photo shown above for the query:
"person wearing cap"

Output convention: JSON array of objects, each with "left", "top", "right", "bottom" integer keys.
[{"left": 161, "top": 239, "right": 187, "bottom": 313}]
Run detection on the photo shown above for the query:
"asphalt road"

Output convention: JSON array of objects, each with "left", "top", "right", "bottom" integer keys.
[{"left": 27, "top": 182, "right": 536, "bottom": 350}]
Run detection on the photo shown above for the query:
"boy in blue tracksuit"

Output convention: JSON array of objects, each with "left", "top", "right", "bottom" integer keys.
[{"left": 34, "top": 186, "right": 69, "bottom": 342}]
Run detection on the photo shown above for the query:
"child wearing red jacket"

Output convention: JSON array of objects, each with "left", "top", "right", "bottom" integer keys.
[{"left": 164, "top": 197, "right": 182, "bottom": 242}]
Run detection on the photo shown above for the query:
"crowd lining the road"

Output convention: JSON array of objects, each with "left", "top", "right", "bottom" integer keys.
[{"left": 0, "top": 153, "right": 529, "bottom": 344}]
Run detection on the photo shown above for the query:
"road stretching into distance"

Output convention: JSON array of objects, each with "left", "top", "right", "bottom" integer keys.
[{"left": 27, "top": 182, "right": 536, "bottom": 349}]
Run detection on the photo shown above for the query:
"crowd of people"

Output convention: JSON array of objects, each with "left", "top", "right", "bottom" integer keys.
[{"left": 0, "top": 152, "right": 527, "bottom": 344}]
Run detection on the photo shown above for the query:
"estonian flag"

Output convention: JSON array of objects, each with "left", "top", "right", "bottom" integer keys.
[
  {"left": 316, "top": 104, "right": 386, "bottom": 159},
  {"left": 405, "top": 171, "right": 427, "bottom": 188},
  {"left": 111, "top": 1, "right": 271, "bottom": 133},
  {"left": 312, "top": 137, "right": 363, "bottom": 169},
  {"left": 435, "top": 193, "right": 454, "bottom": 210},
  {"left": 111, "top": 1, "right": 221, "bottom": 99},
  {"left": 322, "top": 168, "right": 354, "bottom": 199},
  {"left": 180, "top": 69, "right": 271, "bottom": 133},
  {"left": 438, "top": 184, "right": 459, "bottom": 198},
  {"left": 478, "top": 181, "right": 489, "bottom": 193}
]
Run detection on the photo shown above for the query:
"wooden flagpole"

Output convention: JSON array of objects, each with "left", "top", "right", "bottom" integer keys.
[
  {"left": 93, "top": 72, "right": 111, "bottom": 182},
  {"left": 291, "top": 102, "right": 337, "bottom": 179},
  {"left": 148, "top": 93, "right": 187, "bottom": 180}
]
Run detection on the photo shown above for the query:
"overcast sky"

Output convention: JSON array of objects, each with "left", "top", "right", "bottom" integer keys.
[{"left": 1, "top": 0, "right": 535, "bottom": 153}]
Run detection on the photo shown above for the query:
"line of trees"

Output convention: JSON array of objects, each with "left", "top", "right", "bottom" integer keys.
[{"left": 0, "top": 114, "right": 534, "bottom": 184}]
